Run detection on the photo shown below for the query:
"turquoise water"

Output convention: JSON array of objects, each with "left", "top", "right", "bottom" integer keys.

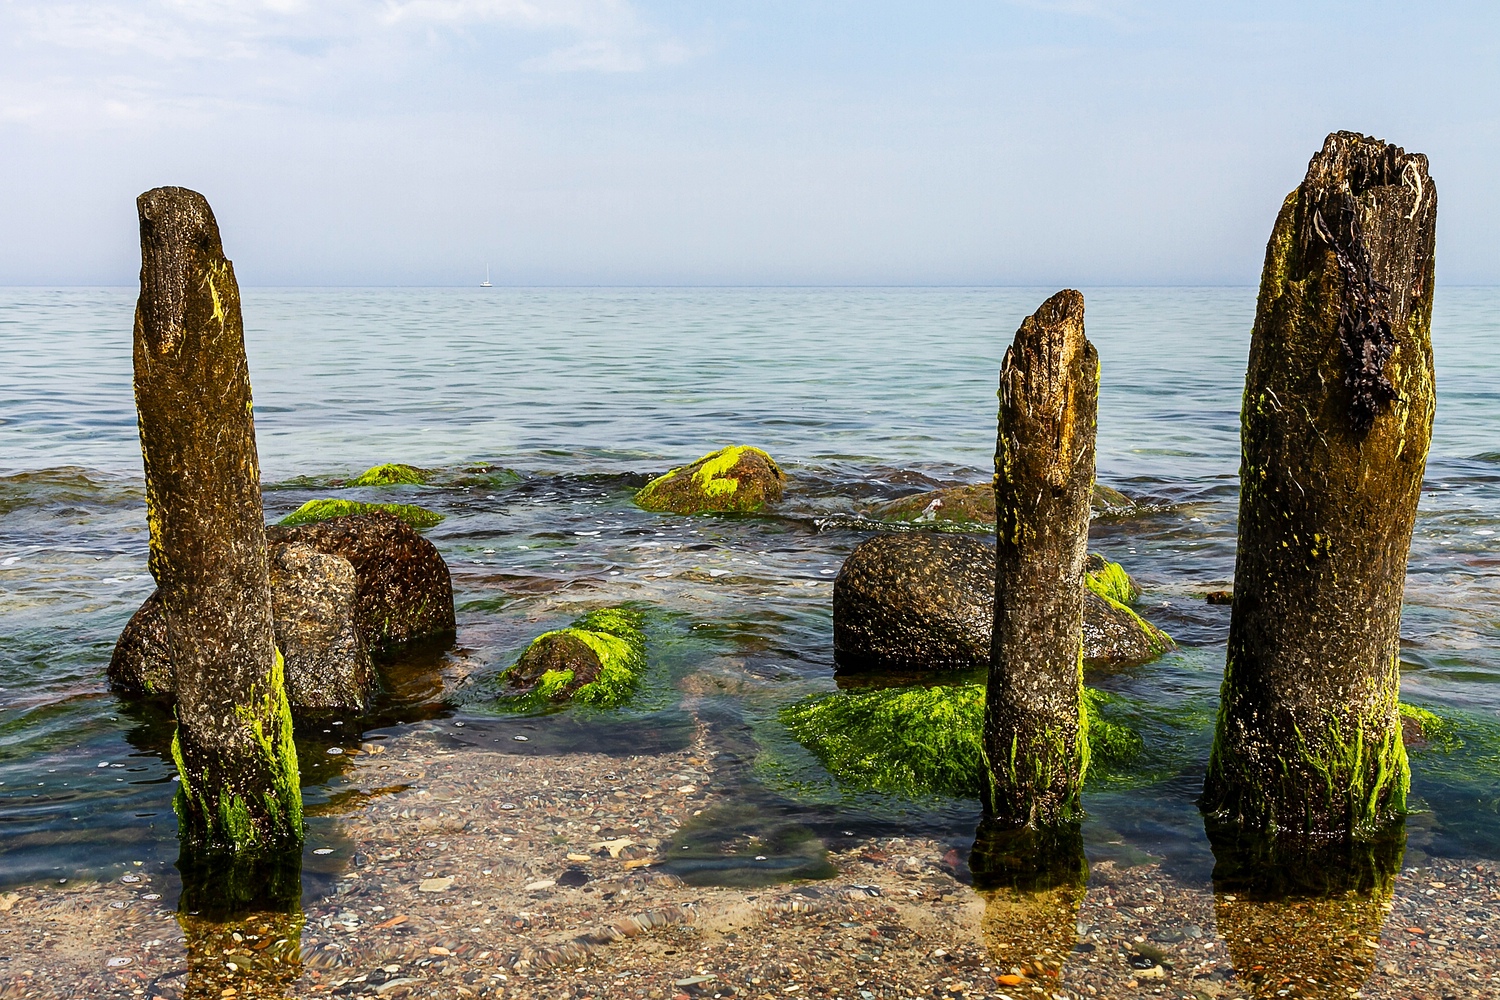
[{"left": 2, "top": 286, "right": 1498, "bottom": 892}]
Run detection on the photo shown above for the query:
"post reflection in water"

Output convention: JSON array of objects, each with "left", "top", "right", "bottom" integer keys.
[
  {"left": 969, "top": 822, "right": 1088, "bottom": 984},
  {"left": 1207, "top": 821, "right": 1406, "bottom": 999},
  {"left": 173, "top": 844, "right": 306, "bottom": 1000}
]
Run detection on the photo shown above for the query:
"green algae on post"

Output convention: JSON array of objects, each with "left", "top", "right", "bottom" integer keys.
[
  {"left": 498, "top": 608, "right": 647, "bottom": 709},
  {"left": 985, "top": 290, "right": 1099, "bottom": 827},
  {"left": 131, "top": 186, "right": 301, "bottom": 851},
  {"left": 634, "top": 445, "right": 786, "bottom": 515},
  {"left": 780, "top": 683, "right": 1138, "bottom": 800},
  {"left": 1204, "top": 132, "right": 1437, "bottom": 840},
  {"left": 279, "top": 498, "right": 443, "bottom": 530},
  {"left": 347, "top": 462, "right": 429, "bottom": 486}
]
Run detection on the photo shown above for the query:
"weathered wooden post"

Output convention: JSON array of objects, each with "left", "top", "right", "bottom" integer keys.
[
  {"left": 134, "top": 186, "right": 302, "bottom": 850},
  {"left": 983, "top": 290, "right": 1099, "bottom": 826},
  {"left": 1204, "top": 132, "right": 1437, "bottom": 838}
]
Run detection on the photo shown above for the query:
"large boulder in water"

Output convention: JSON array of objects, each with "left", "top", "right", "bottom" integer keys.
[
  {"left": 110, "top": 591, "right": 174, "bottom": 697},
  {"left": 833, "top": 534, "right": 993, "bottom": 669},
  {"left": 267, "top": 510, "right": 455, "bottom": 651},
  {"left": 269, "top": 543, "right": 375, "bottom": 712},
  {"left": 634, "top": 446, "right": 786, "bottom": 515},
  {"left": 110, "top": 543, "right": 376, "bottom": 714},
  {"left": 111, "top": 511, "right": 454, "bottom": 714},
  {"left": 832, "top": 533, "right": 1172, "bottom": 671}
]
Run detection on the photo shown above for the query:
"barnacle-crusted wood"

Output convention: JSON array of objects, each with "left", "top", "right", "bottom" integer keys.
[
  {"left": 983, "top": 289, "right": 1099, "bottom": 827},
  {"left": 1204, "top": 132, "right": 1437, "bottom": 839},
  {"left": 133, "top": 186, "right": 301, "bottom": 850}
]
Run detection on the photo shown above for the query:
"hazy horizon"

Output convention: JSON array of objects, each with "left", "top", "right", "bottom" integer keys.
[{"left": 3, "top": 2, "right": 1496, "bottom": 287}]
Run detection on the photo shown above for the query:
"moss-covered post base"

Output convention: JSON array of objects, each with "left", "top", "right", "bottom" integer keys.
[
  {"left": 971, "top": 822, "right": 1087, "bottom": 983},
  {"left": 135, "top": 186, "right": 301, "bottom": 850},
  {"left": 1208, "top": 820, "right": 1404, "bottom": 999},
  {"left": 983, "top": 290, "right": 1099, "bottom": 826},
  {"left": 1203, "top": 133, "right": 1437, "bottom": 839},
  {"left": 177, "top": 843, "right": 304, "bottom": 999}
]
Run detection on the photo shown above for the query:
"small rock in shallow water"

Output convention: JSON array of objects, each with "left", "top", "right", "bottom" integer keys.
[
  {"left": 557, "top": 868, "right": 590, "bottom": 888},
  {"left": 418, "top": 877, "right": 454, "bottom": 893}
]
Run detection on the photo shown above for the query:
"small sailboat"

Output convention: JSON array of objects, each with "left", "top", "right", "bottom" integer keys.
[{"left": 480, "top": 263, "right": 492, "bottom": 288}]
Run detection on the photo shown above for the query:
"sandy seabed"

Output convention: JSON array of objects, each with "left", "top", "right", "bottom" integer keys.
[{"left": 1, "top": 722, "right": 1497, "bottom": 1000}]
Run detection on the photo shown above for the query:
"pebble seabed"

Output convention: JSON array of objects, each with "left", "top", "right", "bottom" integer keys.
[{"left": 0, "top": 722, "right": 1496, "bottom": 1000}]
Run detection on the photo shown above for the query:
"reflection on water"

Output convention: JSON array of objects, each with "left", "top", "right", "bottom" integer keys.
[
  {"left": 172, "top": 847, "right": 305, "bottom": 1000},
  {"left": 1209, "top": 822, "right": 1405, "bottom": 998},
  {"left": 971, "top": 823, "right": 1087, "bottom": 982}
]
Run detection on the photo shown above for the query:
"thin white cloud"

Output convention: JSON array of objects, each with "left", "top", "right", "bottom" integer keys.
[
  {"left": 0, "top": 0, "right": 691, "bottom": 129},
  {"left": 525, "top": 34, "right": 691, "bottom": 73}
]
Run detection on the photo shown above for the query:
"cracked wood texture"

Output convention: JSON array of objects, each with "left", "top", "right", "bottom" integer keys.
[
  {"left": 134, "top": 186, "right": 302, "bottom": 851},
  {"left": 983, "top": 289, "right": 1099, "bottom": 827},
  {"left": 1204, "top": 133, "right": 1437, "bottom": 840}
]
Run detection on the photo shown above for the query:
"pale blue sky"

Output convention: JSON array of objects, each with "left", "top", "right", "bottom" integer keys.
[{"left": 1, "top": 1, "right": 1495, "bottom": 285}]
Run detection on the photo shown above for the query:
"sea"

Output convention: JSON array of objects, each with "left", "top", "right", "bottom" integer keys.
[{"left": 2, "top": 286, "right": 1498, "bottom": 898}]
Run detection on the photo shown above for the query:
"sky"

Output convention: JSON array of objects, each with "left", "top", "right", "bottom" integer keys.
[{"left": 1, "top": 1, "right": 1496, "bottom": 286}]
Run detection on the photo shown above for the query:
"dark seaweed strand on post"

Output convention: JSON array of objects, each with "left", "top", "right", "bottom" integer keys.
[
  {"left": 134, "top": 187, "right": 302, "bottom": 850},
  {"left": 1204, "top": 132, "right": 1437, "bottom": 839},
  {"left": 983, "top": 289, "right": 1099, "bottom": 826}
]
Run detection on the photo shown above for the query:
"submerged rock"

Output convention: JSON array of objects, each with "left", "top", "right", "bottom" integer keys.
[
  {"left": 499, "top": 608, "right": 646, "bottom": 707},
  {"left": 634, "top": 446, "right": 785, "bottom": 515},
  {"left": 832, "top": 533, "right": 1173, "bottom": 671},
  {"left": 279, "top": 498, "right": 443, "bottom": 530},
  {"left": 869, "top": 482, "right": 1136, "bottom": 528},
  {"left": 267, "top": 510, "right": 455, "bottom": 652},
  {"left": 870, "top": 483, "right": 995, "bottom": 527},
  {"left": 269, "top": 543, "right": 374, "bottom": 713},
  {"left": 110, "top": 544, "right": 376, "bottom": 714}
]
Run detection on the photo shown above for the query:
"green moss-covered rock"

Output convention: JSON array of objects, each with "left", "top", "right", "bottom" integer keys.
[
  {"left": 1398, "top": 702, "right": 1461, "bottom": 752},
  {"left": 279, "top": 498, "right": 443, "bottom": 530},
  {"left": 780, "top": 683, "right": 1138, "bottom": 799},
  {"left": 1082, "top": 554, "right": 1174, "bottom": 666},
  {"left": 498, "top": 608, "right": 646, "bottom": 708},
  {"left": 634, "top": 446, "right": 786, "bottom": 515},
  {"left": 347, "top": 463, "right": 429, "bottom": 487}
]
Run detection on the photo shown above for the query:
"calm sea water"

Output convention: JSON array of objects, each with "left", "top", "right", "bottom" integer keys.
[{"left": 1, "top": 286, "right": 1498, "bottom": 894}]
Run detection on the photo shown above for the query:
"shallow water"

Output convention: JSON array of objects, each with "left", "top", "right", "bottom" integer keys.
[{"left": 2, "top": 285, "right": 1499, "bottom": 901}]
